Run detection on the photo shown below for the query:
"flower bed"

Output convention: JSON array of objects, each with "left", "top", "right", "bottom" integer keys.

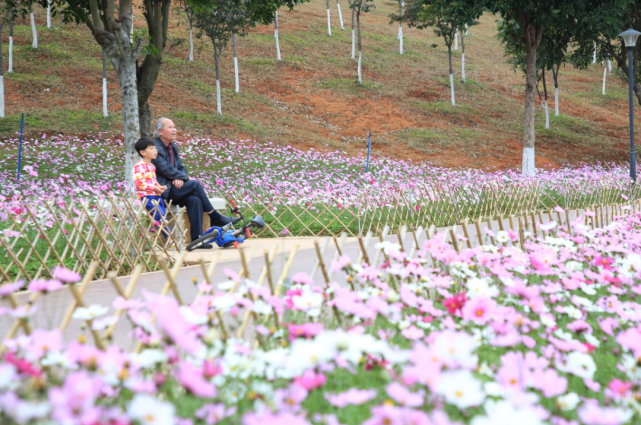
[{"left": 2, "top": 211, "right": 641, "bottom": 424}]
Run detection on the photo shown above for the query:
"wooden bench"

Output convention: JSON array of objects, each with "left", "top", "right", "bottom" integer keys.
[{"left": 168, "top": 197, "right": 227, "bottom": 242}]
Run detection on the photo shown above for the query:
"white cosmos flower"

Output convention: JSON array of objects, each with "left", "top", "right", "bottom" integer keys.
[
  {"left": 565, "top": 261, "right": 584, "bottom": 271},
  {"left": 431, "top": 330, "right": 479, "bottom": 369},
  {"left": 539, "top": 221, "right": 557, "bottom": 231},
  {"left": 580, "top": 282, "right": 596, "bottom": 295},
  {"left": 252, "top": 300, "right": 273, "bottom": 315},
  {"left": 179, "top": 306, "right": 208, "bottom": 325},
  {"left": 130, "top": 349, "right": 168, "bottom": 369},
  {"left": 472, "top": 400, "right": 543, "bottom": 425},
  {"left": 375, "top": 241, "right": 402, "bottom": 255},
  {"left": 558, "top": 352, "right": 597, "bottom": 380},
  {"left": 437, "top": 370, "right": 485, "bottom": 408},
  {"left": 584, "top": 333, "right": 600, "bottom": 348},
  {"left": 467, "top": 278, "right": 499, "bottom": 299},
  {"left": 0, "top": 364, "right": 16, "bottom": 390},
  {"left": 495, "top": 231, "right": 510, "bottom": 243},
  {"left": 213, "top": 294, "right": 237, "bottom": 312},
  {"left": 128, "top": 393, "right": 175, "bottom": 425},
  {"left": 556, "top": 393, "right": 580, "bottom": 411},
  {"left": 91, "top": 316, "right": 118, "bottom": 330},
  {"left": 72, "top": 304, "right": 108, "bottom": 320},
  {"left": 292, "top": 287, "right": 323, "bottom": 316}
]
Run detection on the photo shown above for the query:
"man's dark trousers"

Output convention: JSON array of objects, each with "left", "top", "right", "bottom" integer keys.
[{"left": 166, "top": 180, "right": 214, "bottom": 241}]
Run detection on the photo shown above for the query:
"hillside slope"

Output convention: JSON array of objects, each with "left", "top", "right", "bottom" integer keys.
[{"left": 0, "top": 0, "right": 636, "bottom": 169}]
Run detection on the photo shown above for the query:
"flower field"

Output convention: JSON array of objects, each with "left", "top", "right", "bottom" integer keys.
[
  {"left": 2, "top": 210, "right": 641, "bottom": 424},
  {"left": 0, "top": 134, "right": 637, "bottom": 223}
]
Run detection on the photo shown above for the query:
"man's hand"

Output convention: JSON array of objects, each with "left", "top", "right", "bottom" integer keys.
[
  {"left": 153, "top": 185, "right": 167, "bottom": 195},
  {"left": 173, "top": 179, "right": 184, "bottom": 189}
]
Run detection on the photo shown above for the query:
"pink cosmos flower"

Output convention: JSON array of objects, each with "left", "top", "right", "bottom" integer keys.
[
  {"left": 442, "top": 292, "right": 467, "bottom": 315},
  {"left": 27, "top": 279, "right": 63, "bottom": 293},
  {"left": 49, "top": 371, "right": 103, "bottom": 424},
  {"left": 243, "top": 411, "right": 310, "bottom": 425},
  {"left": 362, "top": 405, "right": 404, "bottom": 425},
  {"left": 177, "top": 361, "right": 217, "bottom": 398},
  {"left": 195, "top": 403, "right": 236, "bottom": 425},
  {"left": 275, "top": 383, "right": 308, "bottom": 412},
  {"left": 291, "top": 272, "right": 314, "bottom": 286},
  {"left": 27, "top": 329, "right": 62, "bottom": 359},
  {"left": 52, "top": 266, "right": 82, "bottom": 283},
  {"left": 288, "top": 323, "right": 324, "bottom": 340},
  {"left": 386, "top": 382, "right": 424, "bottom": 407},
  {"left": 462, "top": 296, "right": 496, "bottom": 325},
  {"left": 294, "top": 369, "right": 326, "bottom": 390},
  {"left": 606, "top": 379, "right": 632, "bottom": 400},
  {"left": 0, "top": 281, "right": 23, "bottom": 296},
  {"left": 530, "top": 249, "right": 558, "bottom": 271},
  {"left": 592, "top": 255, "right": 614, "bottom": 270},
  {"left": 401, "top": 325, "right": 424, "bottom": 340},
  {"left": 325, "top": 388, "right": 377, "bottom": 408}
]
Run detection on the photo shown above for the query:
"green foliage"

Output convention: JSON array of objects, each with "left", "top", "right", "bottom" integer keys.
[{"left": 396, "top": 0, "right": 484, "bottom": 48}]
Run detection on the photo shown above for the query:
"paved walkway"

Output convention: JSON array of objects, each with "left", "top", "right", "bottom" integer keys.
[{"left": 0, "top": 206, "right": 614, "bottom": 348}]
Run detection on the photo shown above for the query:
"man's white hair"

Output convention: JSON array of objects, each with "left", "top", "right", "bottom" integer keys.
[{"left": 153, "top": 117, "right": 169, "bottom": 138}]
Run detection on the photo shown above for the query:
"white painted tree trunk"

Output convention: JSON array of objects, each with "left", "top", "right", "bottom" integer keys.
[
  {"left": 593, "top": 42, "right": 596, "bottom": 64},
  {"left": 454, "top": 29, "right": 458, "bottom": 51},
  {"left": 450, "top": 73, "right": 455, "bottom": 106},
  {"left": 602, "top": 67, "right": 607, "bottom": 95},
  {"left": 351, "top": 30, "right": 355, "bottom": 59},
  {"left": 30, "top": 12, "right": 38, "bottom": 48},
  {"left": 399, "top": 26, "right": 403, "bottom": 54},
  {"left": 465, "top": 23, "right": 468, "bottom": 35},
  {"left": 103, "top": 78, "right": 108, "bottom": 118},
  {"left": 234, "top": 59, "right": 239, "bottom": 93},
  {"left": 608, "top": 59, "right": 611, "bottom": 74},
  {"left": 8, "top": 37, "right": 13, "bottom": 73},
  {"left": 358, "top": 51, "right": 362, "bottom": 85},
  {"left": 544, "top": 100, "right": 549, "bottom": 129},
  {"left": 337, "top": 1, "right": 344, "bottom": 30},
  {"left": 0, "top": 76, "right": 5, "bottom": 118},
  {"left": 555, "top": 88, "right": 559, "bottom": 116},
  {"left": 115, "top": 56, "right": 142, "bottom": 190},
  {"left": 47, "top": 2, "right": 51, "bottom": 28},
  {"left": 522, "top": 147, "right": 535, "bottom": 176},
  {"left": 327, "top": 9, "right": 331, "bottom": 36},
  {"left": 275, "top": 12, "right": 281, "bottom": 61},
  {"left": 461, "top": 53, "right": 465, "bottom": 82},
  {"left": 216, "top": 79, "right": 222, "bottom": 116},
  {"left": 189, "top": 28, "right": 194, "bottom": 62}
]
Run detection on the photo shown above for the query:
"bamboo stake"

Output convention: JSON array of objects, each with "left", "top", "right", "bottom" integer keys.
[{"left": 59, "top": 261, "right": 99, "bottom": 332}]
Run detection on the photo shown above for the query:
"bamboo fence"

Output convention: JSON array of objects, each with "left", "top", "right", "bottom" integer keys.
[{"left": 0, "top": 175, "right": 638, "bottom": 285}]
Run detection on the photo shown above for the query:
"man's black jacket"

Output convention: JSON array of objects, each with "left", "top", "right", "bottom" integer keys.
[{"left": 151, "top": 138, "right": 189, "bottom": 199}]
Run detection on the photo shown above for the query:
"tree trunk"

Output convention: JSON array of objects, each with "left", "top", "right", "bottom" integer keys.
[
  {"left": 351, "top": 8, "right": 355, "bottom": 59},
  {"left": 602, "top": 67, "right": 607, "bottom": 95},
  {"left": 275, "top": 11, "right": 281, "bottom": 61},
  {"left": 542, "top": 68, "right": 549, "bottom": 129},
  {"left": 523, "top": 39, "right": 538, "bottom": 175},
  {"left": 608, "top": 59, "right": 611, "bottom": 74},
  {"left": 214, "top": 40, "right": 222, "bottom": 116},
  {"left": 448, "top": 44, "right": 454, "bottom": 106},
  {"left": 130, "top": 5, "right": 134, "bottom": 43},
  {"left": 8, "top": 15, "right": 13, "bottom": 73},
  {"left": 461, "top": 28, "right": 465, "bottom": 82},
  {"left": 189, "top": 25, "right": 194, "bottom": 61},
  {"left": 326, "top": 0, "right": 331, "bottom": 36},
  {"left": 110, "top": 51, "right": 141, "bottom": 190},
  {"left": 30, "top": 6, "right": 37, "bottom": 48},
  {"left": 552, "top": 64, "right": 559, "bottom": 116},
  {"left": 357, "top": 11, "right": 362, "bottom": 85},
  {"left": 233, "top": 34, "right": 239, "bottom": 93},
  {"left": 102, "top": 51, "right": 108, "bottom": 118},
  {"left": 337, "top": 0, "right": 344, "bottom": 30},
  {"left": 398, "top": 1, "right": 403, "bottom": 54},
  {"left": 454, "top": 28, "right": 458, "bottom": 51},
  {"left": 47, "top": 1, "right": 51, "bottom": 28},
  {"left": 0, "top": 32, "right": 4, "bottom": 118},
  {"left": 593, "top": 42, "right": 596, "bottom": 64}
]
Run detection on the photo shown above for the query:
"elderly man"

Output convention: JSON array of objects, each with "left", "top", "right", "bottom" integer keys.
[{"left": 151, "top": 117, "right": 231, "bottom": 249}]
